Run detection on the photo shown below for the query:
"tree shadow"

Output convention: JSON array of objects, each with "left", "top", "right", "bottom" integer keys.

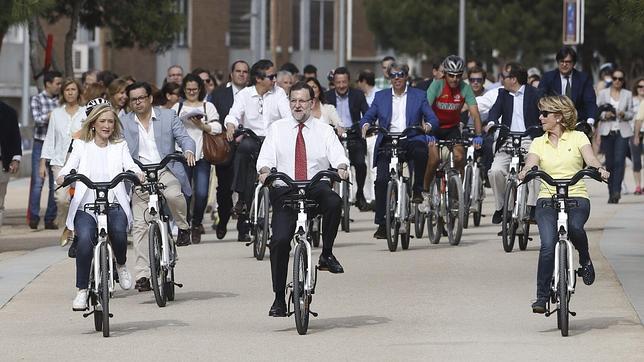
[{"left": 275, "top": 314, "right": 390, "bottom": 335}]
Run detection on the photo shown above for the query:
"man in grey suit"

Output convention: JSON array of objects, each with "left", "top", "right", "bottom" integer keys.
[{"left": 122, "top": 81, "right": 196, "bottom": 292}]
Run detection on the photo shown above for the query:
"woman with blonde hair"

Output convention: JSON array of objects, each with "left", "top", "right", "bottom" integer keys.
[
  {"left": 40, "top": 78, "right": 86, "bottom": 244},
  {"left": 519, "top": 95, "right": 609, "bottom": 314},
  {"left": 56, "top": 98, "right": 144, "bottom": 311}
]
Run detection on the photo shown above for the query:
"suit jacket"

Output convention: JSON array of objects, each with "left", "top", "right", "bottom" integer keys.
[
  {"left": 208, "top": 85, "right": 235, "bottom": 127},
  {"left": 539, "top": 69, "right": 597, "bottom": 122},
  {"left": 121, "top": 107, "right": 196, "bottom": 196},
  {"left": 359, "top": 87, "right": 439, "bottom": 167},
  {"left": 488, "top": 85, "right": 544, "bottom": 151},
  {"left": 0, "top": 101, "right": 22, "bottom": 171},
  {"left": 596, "top": 88, "right": 634, "bottom": 137},
  {"left": 58, "top": 140, "right": 141, "bottom": 231},
  {"left": 324, "top": 88, "right": 368, "bottom": 131}
]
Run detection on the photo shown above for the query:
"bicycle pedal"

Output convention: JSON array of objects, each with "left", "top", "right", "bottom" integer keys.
[
  {"left": 245, "top": 241, "right": 254, "bottom": 247},
  {"left": 569, "top": 311, "right": 576, "bottom": 316},
  {"left": 82, "top": 310, "right": 93, "bottom": 318},
  {"left": 287, "top": 311, "right": 295, "bottom": 317},
  {"left": 108, "top": 313, "right": 114, "bottom": 318},
  {"left": 309, "top": 310, "right": 319, "bottom": 317},
  {"left": 173, "top": 282, "right": 183, "bottom": 288}
]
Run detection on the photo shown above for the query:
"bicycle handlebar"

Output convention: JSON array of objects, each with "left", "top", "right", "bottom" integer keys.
[
  {"left": 133, "top": 153, "right": 186, "bottom": 174},
  {"left": 234, "top": 125, "right": 263, "bottom": 141},
  {"left": 365, "top": 125, "right": 426, "bottom": 138},
  {"left": 488, "top": 124, "right": 543, "bottom": 137},
  {"left": 263, "top": 169, "right": 344, "bottom": 191},
  {"left": 521, "top": 166, "right": 605, "bottom": 187},
  {"left": 57, "top": 170, "right": 142, "bottom": 190}
]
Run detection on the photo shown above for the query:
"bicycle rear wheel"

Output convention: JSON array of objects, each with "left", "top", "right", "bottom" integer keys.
[
  {"left": 519, "top": 222, "right": 530, "bottom": 251},
  {"left": 414, "top": 203, "right": 425, "bottom": 238},
  {"left": 558, "top": 242, "right": 570, "bottom": 337},
  {"left": 341, "top": 182, "right": 350, "bottom": 232},
  {"left": 463, "top": 165, "right": 473, "bottom": 229},
  {"left": 254, "top": 187, "right": 270, "bottom": 260},
  {"left": 427, "top": 178, "right": 442, "bottom": 244},
  {"left": 293, "top": 242, "right": 310, "bottom": 335},
  {"left": 473, "top": 168, "right": 484, "bottom": 227},
  {"left": 148, "top": 223, "right": 167, "bottom": 307},
  {"left": 385, "top": 180, "right": 399, "bottom": 252},
  {"left": 446, "top": 174, "right": 464, "bottom": 246},
  {"left": 166, "top": 240, "right": 177, "bottom": 301},
  {"left": 502, "top": 181, "right": 518, "bottom": 252},
  {"left": 400, "top": 185, "right": 411, "bottom": 250},
  {"left": 99, "top": 242, "right": 110, "bottom": 337}
]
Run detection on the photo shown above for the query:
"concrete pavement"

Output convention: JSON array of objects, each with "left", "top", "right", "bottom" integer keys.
[{"left": 1, "top": 176, "right": 643, "bottom": 360}]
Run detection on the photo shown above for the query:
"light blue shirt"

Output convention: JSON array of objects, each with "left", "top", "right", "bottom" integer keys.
[{"left": 336, "top": 92, "right": 352, "bottom": 128}]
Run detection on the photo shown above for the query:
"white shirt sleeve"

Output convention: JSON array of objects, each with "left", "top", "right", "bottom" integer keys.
[
  {"left": 324, "top": 124, "right": 350, "bottom": 168},
  {"left": 224, "top": 91, "right": 244, "bottom": 128},
  {"left": 256, "top": 123, "right": 277, "bottom": 173},
  {"left": 205, "top": 102, "right": 222, "bottom": 134}
]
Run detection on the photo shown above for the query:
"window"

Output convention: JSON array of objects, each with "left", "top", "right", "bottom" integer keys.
[
  {"left": 293, "top": 0, "right": 335, "bottom": 51},
  {"left": 230, "top": 0, "right": 252, "bottom": 48},
  {"left": 175, "top": 0, "right": 189, "bottom": 47}
]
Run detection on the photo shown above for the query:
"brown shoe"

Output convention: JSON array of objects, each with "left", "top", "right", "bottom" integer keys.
[
  {"left": 191, "top": 225, "right": 202, "bottom": 244},
  {"left": 135, "top": 277, "right": 152, "bottom": 292}
]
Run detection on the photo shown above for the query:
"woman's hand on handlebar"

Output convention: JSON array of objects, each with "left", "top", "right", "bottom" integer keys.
[
  {"left": 598, "top": 166, "right": 610, "bottom": 181},
  {"left": 225, "top": 124, "right": 235, "bottom": 141},
  {"left": 338, "top": 167, "right": 349, "bottom": 180},
  {"left": 184, "top": 151, "right": 196, "bottom": 167},
  {"left": 56, "top": 175, "right": 64, "bottom": 186}
]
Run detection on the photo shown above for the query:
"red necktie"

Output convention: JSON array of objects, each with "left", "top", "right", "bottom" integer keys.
[{"left": 295, "top": 123, "right": 307, "bottom": 180}]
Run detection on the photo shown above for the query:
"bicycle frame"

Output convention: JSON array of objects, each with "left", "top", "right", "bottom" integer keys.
[
  {"left": 388, "top": 140, "right": 408, "bottom": 226},
  {"left": 295, "top": 196, "right": 316, "bottom": 293},
  {"left": 147, "top": 193, "right": 171, "bottom": 268},
  {"left": 91, "top": 213, "right": 115, "bottom": 296},
  {"left": 552, "top": 199, "right": 576, "bottom": 293}
]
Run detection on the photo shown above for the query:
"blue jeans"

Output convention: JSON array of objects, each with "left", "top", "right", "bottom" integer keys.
[
  {"left": 534, "top": 197, "right": 590, "bottom": 300},
  {"left": 185, "top": 159, "right": 211, "bottom": 226},
  {"left": 28, "top": 140, "right": 56, "bottom": 223},
  {"left": 601, "top": 133, "right": 629, "bottom": 196},
  {"left": 74, "top": 206, "right": 128, "bottom": 289}
]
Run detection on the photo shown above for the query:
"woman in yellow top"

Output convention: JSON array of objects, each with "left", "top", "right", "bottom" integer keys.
[{"left": 519, "top": 95, "right": 609, "bottom": 314}]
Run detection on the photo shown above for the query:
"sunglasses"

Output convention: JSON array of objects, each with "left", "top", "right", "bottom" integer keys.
[
  {"left": 469, "top": 77, "right": 484, "bottom": 84},
  {"left": 539, "top": 110, "right": 556, "bottom": 118},
  {"left": 390, "top": 71, "right": 407, "bottom": 79},
  {"left": 265, "top": 73, "right": 277, "bottom": 81},
  {"left": 612, "top": 77, "right": 624, "bottom": 81},
  {"left": 638, "top": 84, "right": 644, "bottom": 89},
  {"left": 446, "top": 73, "right": 462, "bottom": 79},
  {"left": 203, "top": 78, "right": 213, "bottom": 84}
]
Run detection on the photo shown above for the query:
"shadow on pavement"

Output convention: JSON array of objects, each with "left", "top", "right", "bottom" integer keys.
[
  {"left": 140, "top": 291, "right": 238, "bottom": 304},
  {"left": 275, "top": 315, "right": 390, "bottom": 334},
  {"left": 99, "top": 319, "right": 190, "bottom": 337},
  {"left": 539, "top": 316, "right": 640, "bottom": 336}
]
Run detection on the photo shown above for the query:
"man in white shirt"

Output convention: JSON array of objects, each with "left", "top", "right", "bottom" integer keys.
[
  {"left": 224, "top": 59, "right": 291, "bottom": 241},
  {"left": 257, "top": 82, "right": 349, "bottom": 317}
]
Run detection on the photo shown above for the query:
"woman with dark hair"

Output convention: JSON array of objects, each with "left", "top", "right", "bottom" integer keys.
[
  {"left": 153, "top": 82, "right": 181, "bottom": 109},
  {"left": 107, "top": 78, "right": 129, "bottom": 117},
  {"left": 596, "top": 68, "right": 634, "bottom": 203},
  {"left": 171, "top": 73, "right": 221, "bottom": 244},
  {"left": 629, "top": 77, "right": 644, "bottom": 194},
  {"left": 305, "top": 77, "right": 340, "bottom": 128}
]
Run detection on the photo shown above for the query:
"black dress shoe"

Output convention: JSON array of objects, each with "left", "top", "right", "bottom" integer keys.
[
  {"left": 492, "top": 210, "right": 503, "bottom": 224},
  {"left": 373, "top": 224, "right": 387, "bottom": 239},
  {"left": 237, "top": 232, "right": 251, "bottom": 242},
  {"left": 176, "top": 229, "right": 192, "bottom": 246},
  {"left": 412, "top": 190, "right": 423, "bottom": 204},
  {"left": 44, "top": 221, "right": 59, "bottom": 230},
  {"left": 579, "top": 260, "right": 595, "bottom": 285},
  {"left": 319, "top": 254, "right": 344, "bottom": 274},
  {"left": 532, "top": 299, "right": 547, "bottom": 314},
  {"left": 135, "top": 277, "right": 152, "bottom": 292},
  {"left": 28, "top": 218, "right": 39, "bottom": 230},
  {"left": 191, "top": 225, "right": 202, "bottom": 244},
  {"left": 268, "top": 298, "right": 287, "bottom": 317},
  {"left": 216, "top": 223, "right": 227, "bottom": 239},
  {"left": 356, "top": 197, "right": 372, "bottom": 212}
]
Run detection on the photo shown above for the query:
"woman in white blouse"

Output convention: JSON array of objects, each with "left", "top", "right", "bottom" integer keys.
[
  {"left": 305, "top": 77, "right": 341, "bottom": 130},
  {"left": 171, "top": 73, "right": 221, "bottom": 243},
  {"left": 56, "top": 100, "right": 144, "bottom": 311},
  {"left": 40, "top": 78, "right": 86, "bottom": 242}
]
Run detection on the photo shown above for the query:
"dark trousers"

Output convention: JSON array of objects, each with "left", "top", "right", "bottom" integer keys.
[
  {"left": 534, "top": 197, "right": 590, "bottom": 300},
  {"left": 601, "top": 132, "right": 629, "bottom": 197},
  {"left": 184, "top": 158, "right": 211, "bottom": 226},
  {"left": 269, "top": 182, "right": 341, "bottom": 295},
  {"left": 74, "top": 206, "right": 128, "bottom": 289},
  {"left": 28, "top": 139, "right": 56, "bottom": 223},
  {"left": 374, "top": 140, "right": 428, "bottom": 225},
  {"left": 232, "top": 137, "right": 261, "bottom": 232},
  {"left": 347, "top": 137, "right": 368, "bottom": 201},
  {"left": 215, "top": 160, "right": 244, "bottom": 231}
]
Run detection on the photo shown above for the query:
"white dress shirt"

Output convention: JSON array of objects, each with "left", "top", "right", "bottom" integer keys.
[
  {"left": 477, "top": 87, "right": 500, "bottom": 125},
  {"left": 365, "top": 87, "right": 380, "bottom": 107},
  {"left": 390, "top": 87, "right": 408, "bottom": 132},
  {"left": 171, "top": 101, "right": 221, "bottom": 160},
  {"left": 560, "top": 73, "right": 572, "bottom": 93},
  {"left": 510, "top": 85, "right": 526, "bottom": 132},
  {"left": 41, "top": 105, "right": 86, "bottom": 166},
  {"left": 135, "top": 108, "right": 162, "bottom": 164},
  {"left": 257, "top": 116, "right": 349, "bottom": 180},
  {"left": 224, "top": 85, "right": 291, "bottom": 137}
]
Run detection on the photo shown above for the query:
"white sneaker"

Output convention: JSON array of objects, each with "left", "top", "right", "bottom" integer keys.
[
  {"left": 116, "top": 264, "right": 133, "bottom": 290},
  {"left": 72, "top": 289, "right": 88, "bottom": 311}
]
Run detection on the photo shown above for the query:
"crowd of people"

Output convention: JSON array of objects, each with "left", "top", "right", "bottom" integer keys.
[{"left": 1, "top": 45, "right": 642, "bottom": 317}]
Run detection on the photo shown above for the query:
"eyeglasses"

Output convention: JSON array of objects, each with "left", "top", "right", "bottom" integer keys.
[
  {"left": 203, "top": 78, "right": 213, "bottom": 84},
  {"left": 539, "top": 110, "right": 556, "bottom": 118},
  {"left": 289, "top": 98, "right": 312, "bottom": 105},
  {"left": 469, "top": 77, "right": 484, "bottom": 84},
  {"left": 612, "top": 77, "right": 624, "bottom": 81},
  {"left": 185, "top": 87, "right": 199, "bottom": 93},
  {"left": 130, "top": 95, "right": 149, "bottom": 104},
  {"left": 265, "top": 73, "right": 277, "bottom": 81},
  {"left": 446, "top": 73, "right": 462, "bottom": 79},
  {"left": 390, "top": 71, "right": 407, "bottom": 79},
  {"left": 559, "top": 60, "right": 574, "bottom": 65}
]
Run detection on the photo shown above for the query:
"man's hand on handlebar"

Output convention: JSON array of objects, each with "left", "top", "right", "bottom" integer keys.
[
  {"left": 472, "top": 136, "right": 483, "bottom": 149},
  {"left": 56, "top": 175, "right": 64, "bottom": 186},
  {"left": 361, "top": 124, "right": 369, "bottom": 139},
  {"left": 422, "top": 123, "right": 432, "bottom": 134},
  {"left": 598, "top": 167, "right": 610, "bottom": 181},
  {"left": 184, "top": 151, "right": 196, "bottom": 167},
  {"left": 337, "top": 165, "right": 349, "bottom": 180}
]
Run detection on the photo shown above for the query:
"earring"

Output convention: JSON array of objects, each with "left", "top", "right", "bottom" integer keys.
[{"left": 91, "top": 127, "right": 95, "bottom": 132}]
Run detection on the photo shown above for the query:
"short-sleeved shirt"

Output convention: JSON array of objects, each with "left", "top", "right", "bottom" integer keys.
[
  {"left": 426, "top": 79, "right": 477, "bottom": 128},
  {"left": 528, "top": 130, "right": 590, "bottom": 199}
]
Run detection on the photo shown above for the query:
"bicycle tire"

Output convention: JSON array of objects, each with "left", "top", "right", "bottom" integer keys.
[
  {"left": 502, "top": 181, "right": 518, "bottom": 252},
  {"left": 414, "top": 203, "right": 425, "bottom": 238},
  {"left": 427, "top": 178, "right": 442, "bottom": 244},
  {"left": 341, "top": 182, "right": 350, "bottom": 232},
  {"left": 463, "top": 165, "right": 473, "bottom": 229},
  {"left": 293, "top": 242, "right": 309, "bottom": 335},
  {"left": 559, "top": 242, "right": 569, "bottom": 337},
  {"left": 401, "top": 185, "right": 411, "bottom": 250},
  {"left": 519, "top": 222, "right": 530, "bottom": 251},
  {"left": 446, "top": 174, "right": 464, "bottom": 246},
  {"left": 99, "top": 242, "right": 110, "bottom": 337},
  {"left": 385, "top": 180, "right": 399, "bottom": 252},
  {"left": 166, "top": 240, "right": 177, "bottom": 301},
  {"left": 310, "top": 216, "right": 321, "bottom": 248},
  {"left": 148, "top": 223, "right": 167, "bottom": 307},
  {"left": 91, "top": 292, "right": 102, "bottom": 332},
  {"left": 254, "top": 187, "right": 270, "bottom": 260}
]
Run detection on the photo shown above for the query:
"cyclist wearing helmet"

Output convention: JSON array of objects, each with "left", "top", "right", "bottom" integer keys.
[{"left": 424, "top": 55, "right": 483, "bottom": 189}]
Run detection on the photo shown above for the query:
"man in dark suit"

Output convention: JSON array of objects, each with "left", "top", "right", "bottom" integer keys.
[
  {"left": 359, "top": 63, "right": 439, "bottom": 238},
  {"left": 488, "top": 62, "right": 543, "bottom": 225},
  {"left": 207, "top": 60, "right": 249, "bottom": 239},
  {"left": 0, "top": 101, "right": 22, "bottom": 230},
  {"left": 538, "top": 46, "right": 597, "bottom": 125},
  {"left": 325, "top": 67, "right": 371, "bottom": 211}
]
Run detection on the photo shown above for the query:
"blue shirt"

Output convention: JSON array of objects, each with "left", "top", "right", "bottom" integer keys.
[{"left": 336, "top": 93, "right": 352, "bottom": 128}]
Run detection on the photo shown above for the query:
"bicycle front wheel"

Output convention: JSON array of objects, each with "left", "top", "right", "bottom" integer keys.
[
  {"left": 558, "top": 242, "right": 570, "bottom": 336},
  {"left": 166, "top": 239, "right": 177, "bottom": 301},
  {"left": 400, "top": 184, "right": 411, "bottom": 250},
  {"left": 293, "top": 242, "right": 310, "bottom": 335},
  {"left": 473, "top": 167, "right": 484, "bottom": 227},
  {"left": 427, "top": 177, "right": 442, "bottom": 244},
  {"left": 385, "top": 180, "right": 399, "bottom": 252},
  {"left": 148, "top": 223, "right": 167, "bottom": 307},
  {"left": 502, "top": 181, "right": 518, "bottom": 252},
  {"left": 463, "top": 165, "right": 473, "bottom": 229},
  {"left": 254, "top": 187, "right": 270, "bottom": 260},
  {"left": 341, "top": 182, "right": 350, "bottom": 232},
  {"left": 446, "top": 174, "right": 464, "bottom": 246},
  {"left": 99, "top": 242, "right": 110, "bottom": 337},
  {"left": 414, "top": 203, "right": 425, "bottom": 238}
]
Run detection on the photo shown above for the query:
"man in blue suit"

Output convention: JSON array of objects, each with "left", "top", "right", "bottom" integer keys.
[
  {"left": 538, "top": 46, "right": 597, "bottom": 125},
  {"left": 121, "top": 81, "right": 196, "bottom": 292},
  {"left": 360, "top": 63, "right": 439, "bottom": 239}
]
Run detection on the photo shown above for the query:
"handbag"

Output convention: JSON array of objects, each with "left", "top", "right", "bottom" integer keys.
[{"left": 179, "top": 102, "right": 231, "bottom": 165}]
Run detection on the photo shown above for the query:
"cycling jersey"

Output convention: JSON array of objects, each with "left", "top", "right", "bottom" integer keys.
[{"left": 427, "top": 79, "right": 477, "bottom": 129}]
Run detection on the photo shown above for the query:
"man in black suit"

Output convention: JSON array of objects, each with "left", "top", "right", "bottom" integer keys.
[
  {"left": 207, "top": 60, "right": 249, "bottom": 239},
  {"left": 324, "top": 67, "right": 371, "bottom": 211},
  {"left": 1, "top": 101, "right": 22, "bottom": 230},
  {"left": 538, "top": 46, "right": 597, "bottom": 125},
  {"left": 488, "top": 62, "right": 543, "bottom": 225}
]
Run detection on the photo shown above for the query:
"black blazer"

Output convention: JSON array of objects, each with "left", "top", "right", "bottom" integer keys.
[
  {"left": 488, "top": 85, "right": 544, "bottom": 152},
  {"left": 208, "top": 85, "right": 235, "bottom": 127},
  {"left": 538, "top": 69, "right": 597, "bottom": 122},
  {"left": 0, "top": 101, "right": 22, "bottom": 171},
  {"left": 324, "top": 88, "right": 369, "bottom": 131}
]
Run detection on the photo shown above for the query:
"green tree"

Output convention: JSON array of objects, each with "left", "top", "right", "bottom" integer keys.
[{"left": 0, "top": 0, "right": 53, "bottom": 55}]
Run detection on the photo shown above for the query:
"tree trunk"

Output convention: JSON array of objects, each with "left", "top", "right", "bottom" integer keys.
[
  {"left": 64, "top": 0, "right": 82, "bottom": 77},
  {"left": 28, "top": 17, "right": 61, "bottom": 84}
]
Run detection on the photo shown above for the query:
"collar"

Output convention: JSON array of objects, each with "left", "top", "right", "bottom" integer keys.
[
  {"left": 291, "top": 116, "right": 313, "bottom": 128},
  {"left": 135, "top": 108, "right": 157, "bottom": 125},
  {"left": 510, "top": 85, "right": 525, "bottom": 96},
  {"left": 392, "top": 86, "right": 408, "bottom": 97},
  {"left": 253, "top": 85, "right": 274, "bottom": 98},
  {"left": 545, "top": 130, "right": 571, "bottom": 144},
  {"left": 232, "top": 84, "right": 243, "bottom": 95},
  {"left": 336, "top": 90, "right": 349, "bottom": 99}
]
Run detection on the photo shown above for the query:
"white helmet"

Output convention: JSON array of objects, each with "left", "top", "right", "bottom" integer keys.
[
  {"left": 442, "top": 55, "right": 465, "bottom": 75},
  {"left": 85, "top": 97, "right": 112, "bottom": 116}
]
